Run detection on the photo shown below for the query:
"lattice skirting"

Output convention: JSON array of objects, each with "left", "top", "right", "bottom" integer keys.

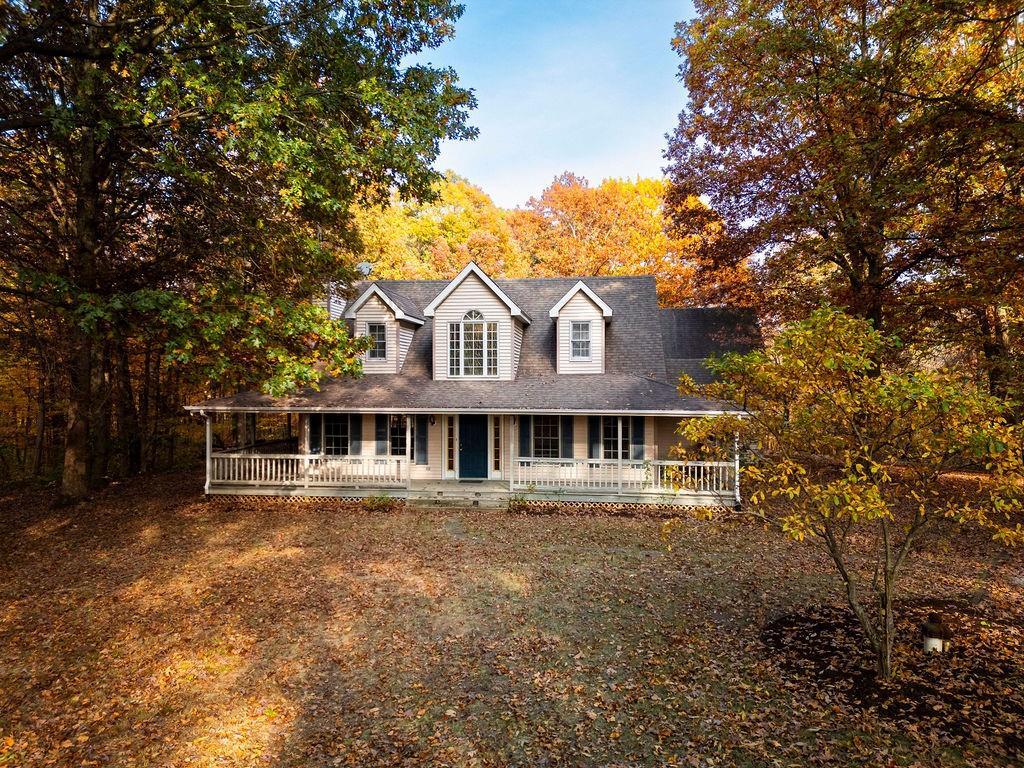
[{"left": 204, "top": 494, "right": 727, "bottom": 518}]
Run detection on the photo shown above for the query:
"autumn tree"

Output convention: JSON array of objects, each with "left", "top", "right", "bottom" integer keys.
[
  {"left": 355, "top": 172, "right": 529, "bottom": 280},
  {"left": 673, "top": 308, "right": 1024, "bottom": 679},
  {"left": 666, "top": 1, "right": 1024, "bottom": 347},
  {"left": 0, "top": 0, "right": 474, "bottom": 499},
  {"left": 510, "top": 173, "right": 753, "bottom": 307}
]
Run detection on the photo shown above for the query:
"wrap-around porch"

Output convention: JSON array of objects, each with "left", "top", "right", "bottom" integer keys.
[{"left": 201, "top": 411, "right": 739, "bottom": 507}]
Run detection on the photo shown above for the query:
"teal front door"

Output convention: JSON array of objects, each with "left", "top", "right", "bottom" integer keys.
[{"left": 458, "top": 415, "right": 488, "bottom": 479}]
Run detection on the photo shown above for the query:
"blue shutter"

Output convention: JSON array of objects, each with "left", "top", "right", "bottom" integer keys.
[
  {"left": 415, "top": 415, "right": 428, "bottom": 465},
  {"left": 518, "top": 416, "right": 532, "bottom": 458},
  {"left": 587, "top": 416, "right": 600, "bottom": 459},
  {"left": 349, "top": 414, "right": 362, "bottom": 455},
  {"left": 375, "top": 414, "right": 388, "bottom": 455},
  {"left": 308, "top": 414, "right": 322, "bottom": 454},
  {"left": 560, "top": 416, "right": 573, "bottom": 458},
  {"left": 631, "top": 416, "right": 645, "bottom": 460}
]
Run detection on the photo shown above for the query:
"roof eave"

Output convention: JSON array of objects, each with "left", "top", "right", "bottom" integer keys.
[{"left": 186, "top": 403, "right": 745, "bottom": 417}]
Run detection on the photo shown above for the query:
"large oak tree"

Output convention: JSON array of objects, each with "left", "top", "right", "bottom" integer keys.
[
  {"left": 0, "top": 0, "right": 474, "bottom": 499},
  {"left": 666, "top": 0, "right": 1024, "bottom": 358}
]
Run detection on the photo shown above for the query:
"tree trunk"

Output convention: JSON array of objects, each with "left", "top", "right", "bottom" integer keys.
[
  {"left": 980, "top": 305, "right": 1010, "bottom": 397},
  {"left": 877, "top": 579, "right": 896, "bottom": 679},
  {"left": 32, "top": 369, "right": 46, "bottom": 477},
  {"left": 115, "top": 337, "right": 142, "bottom": 475},
  {"left": 90, "top": 342, "right": 112, "bottom": 482},
  {"left": 61, "top": 335, "right": 93, "bottom": 502},
  {"left": 60, "top": 18, "right": 102, "bottom": 502}
]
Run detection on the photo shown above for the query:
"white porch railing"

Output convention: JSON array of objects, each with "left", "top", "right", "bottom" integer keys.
[
  {"left": 511, "top": 458, "right": 736, "bottom": 497},
  {"left": 210, "top": 453, "right": 407, "bottom": 488}
]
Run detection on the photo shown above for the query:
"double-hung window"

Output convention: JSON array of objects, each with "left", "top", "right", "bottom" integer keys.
[
  {"left": 367, "top": 322, "right": 387, "bottom": 360},
  {"left": 532, "top": 415, "right": 560, "bottom": 458},
  {"left": 570, "top": 321, "right": 591, "bottom": 360},
  {"left": 449, "top": 310, "right": 498, "bottom": 377},
  {"left": 324, "top": 415, "right": 351, "bottom": 455},
  {"left": 601, "top": 417, "right": 630, "bottom": 460}
]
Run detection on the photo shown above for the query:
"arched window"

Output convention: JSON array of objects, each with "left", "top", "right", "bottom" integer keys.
[{"left": 449, "top": 310, "right": 498, "bottom": 376}]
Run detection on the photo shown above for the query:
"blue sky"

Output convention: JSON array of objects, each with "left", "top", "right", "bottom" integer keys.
[{"left": 420, "top": 0, "right": 693, "bottom": 208}]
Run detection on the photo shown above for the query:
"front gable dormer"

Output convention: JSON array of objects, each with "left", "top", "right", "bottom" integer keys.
[
  {"left": 345, "top": 284, "right": 424, "bottom": 374},
  {"left": 425, "top": 262, "right": 530, "bottom": 381},
  {"left": 549, "top": 281, "right": 612, "bottom": 374}
]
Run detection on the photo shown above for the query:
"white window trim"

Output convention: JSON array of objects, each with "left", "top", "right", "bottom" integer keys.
[
  {"left": 366, "top": 322, "right": 388, "bottom": 360},
  {"left": 569, "top": 320, "right": 592, "bottom": 361},
  {"left": 488, "top": 415, "right": 502, "bottom": 479},
  {"left": 444, "top": 415, "right": 458, "bottom": 479},
  {"left": 448, "top": 311, "right": 499, "bottom": 378}
]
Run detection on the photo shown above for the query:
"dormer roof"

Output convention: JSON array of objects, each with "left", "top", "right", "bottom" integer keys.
[
  {"left": 344, "top": 284, "right": 425, "bottom": 325},
  {"left": 548, "top": 280, "right": 614, "bottom": 318},
  {"left": 422, "top": 261, "right": 532, "bottom": 324}
]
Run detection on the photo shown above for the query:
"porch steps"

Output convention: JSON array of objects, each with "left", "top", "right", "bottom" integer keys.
[{"left": 407, "top": 483, "right": 509, "bottom": 509}]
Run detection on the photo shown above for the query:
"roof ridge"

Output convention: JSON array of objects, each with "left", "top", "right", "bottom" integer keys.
[{"left": 372, "top": 274, "right": 655, "bottom": 285}]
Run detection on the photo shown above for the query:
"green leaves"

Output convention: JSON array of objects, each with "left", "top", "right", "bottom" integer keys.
[{"left": 1, "top": 0, "right": 476, "bottom": 410}]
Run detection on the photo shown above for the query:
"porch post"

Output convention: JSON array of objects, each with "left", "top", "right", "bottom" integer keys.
[
  {"left": 508, "top": 414, "right": 514, "bottom": 493},
  {"left": 406, "top": 414, "right": 412, "bottom": 491},
  {"left": 733, "top": 431, "right": 741, "bottom": 506},
  {"left": 617, "top": 415, "right": 623, "bottom": 494},
  {"left": 204, "top": 413, "right": 212, "bottom": 495}
]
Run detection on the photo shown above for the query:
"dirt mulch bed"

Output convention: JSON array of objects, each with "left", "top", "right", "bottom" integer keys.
[{"left": 763, "top": 596, "right": 1024, "bottom": 755}]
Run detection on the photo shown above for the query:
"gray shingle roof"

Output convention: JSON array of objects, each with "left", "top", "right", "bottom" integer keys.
[
  {"left": 188, "top": 274, "right": 754, "bottom": 414},
  {"left": 374, "top": 284, "right": 425, "bottom": 323},
  {"left": 659, "top": 308, "right": 761, "bottom": 385},
  {"left": 188, "top": 373, "right": 732, "bottom": 414},
  {"left": 368, "top": 275, "right": 667, "bottom": 379}
]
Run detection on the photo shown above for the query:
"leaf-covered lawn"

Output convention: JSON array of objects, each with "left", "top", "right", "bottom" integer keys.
[{"left": 0, "top": 472, "right": 1020, "bottom": 767}]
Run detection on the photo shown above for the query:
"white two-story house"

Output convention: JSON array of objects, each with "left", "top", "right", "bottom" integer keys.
[{"left": 186, "top": 262, "right": 759, "bottom": 507}]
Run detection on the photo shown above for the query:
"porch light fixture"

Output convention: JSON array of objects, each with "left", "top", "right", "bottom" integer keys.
[
  {"left": 429, "top": 415, "right": 435, "bottom": 426},
  {"left": 921, "top": 612, "right": 953, "bottom": 653}
]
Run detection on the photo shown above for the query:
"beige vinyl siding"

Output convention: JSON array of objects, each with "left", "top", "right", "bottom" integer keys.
[
  {"left": 353, "top": 295, "right": 398, "bottom": 374},
  {"left": 410, "top": 415, "right": 443, "bottom": 480},
  {"left": 397, "top": 324, "right": 415, "bottom": 371},
  {"left": 654, "top": 415, "right": 689, "bottom": 460},
  {"left": 431, "top": 272, "right": 514, "bottom": 381},
  {"left": 572, "top": 415, "right": 588, "bottom": 459},
  {"left": 357, "top": 414, "right": 376, "bottom": 456},
  {"left": 512, "top": 320, "right": 524, "bottom": 378},
  {"left": 556, "top": 292, "right": 605, "bottom": 374}
]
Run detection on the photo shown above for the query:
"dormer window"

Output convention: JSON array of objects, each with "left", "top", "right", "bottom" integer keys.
[
  {"left": 449, "top": 310, "right": 498, "bottom": 377},
  {"left": 570, "top": 321, "right": 591, "bottom": 360},
  {"left": 367, "top": 323, "right": 387, "bottom": 360}
]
